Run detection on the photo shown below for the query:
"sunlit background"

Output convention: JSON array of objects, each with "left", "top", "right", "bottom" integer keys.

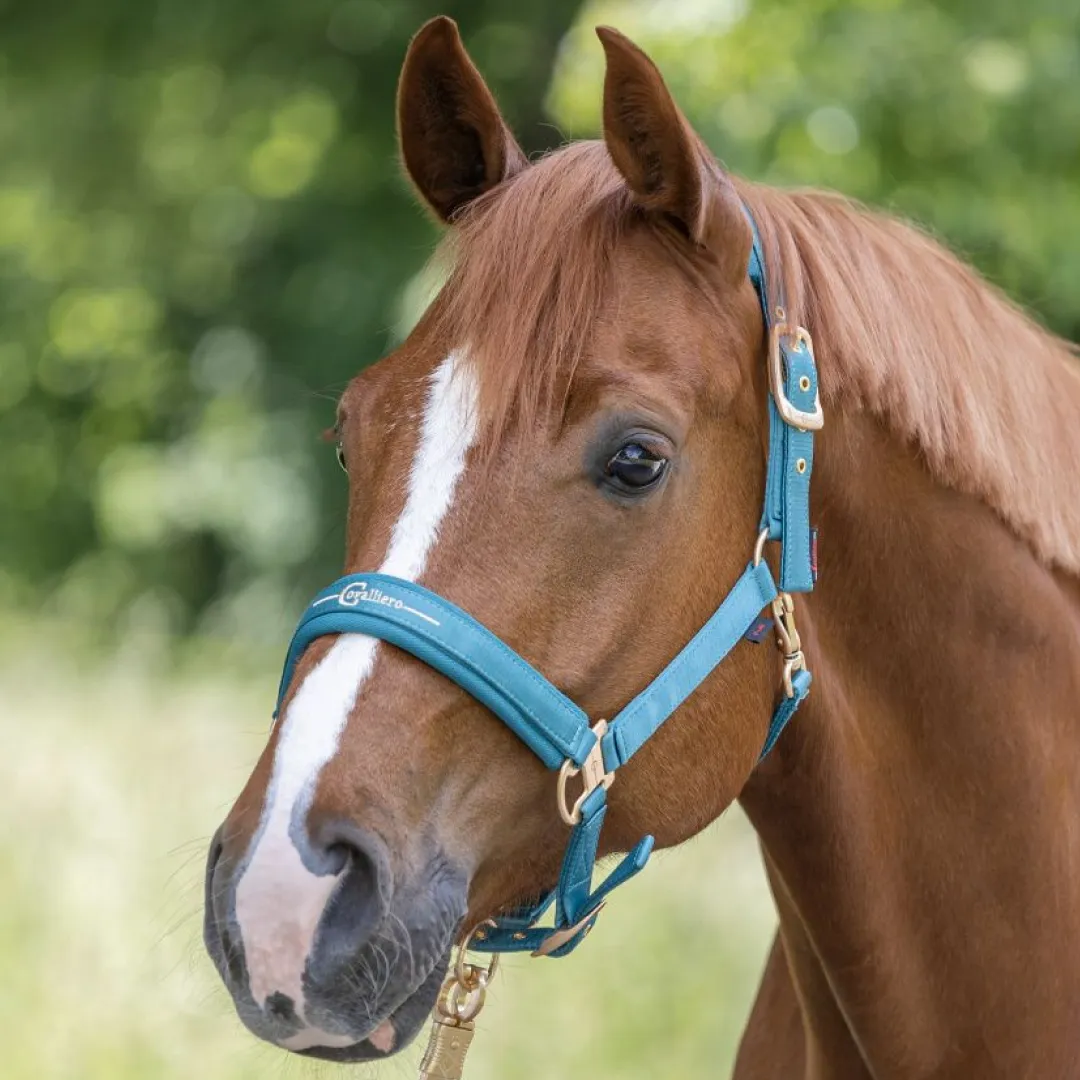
[{"left": 3, "top": 0, "right": 1078, "bottom": 1076}]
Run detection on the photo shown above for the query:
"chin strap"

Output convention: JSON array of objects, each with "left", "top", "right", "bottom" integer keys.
[{"left": 274, "top": 203, "right": 821, "bottom": 959}]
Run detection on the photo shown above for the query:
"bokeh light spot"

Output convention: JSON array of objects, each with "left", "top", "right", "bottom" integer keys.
[
  {"left": 718, "top": 94, "right": 775, "bottom": 141},
  {"left": 965, "top": 40, "right": 1029, "bottom": 97},
  {"left": 49, "top": 287, "right": 161, "bottom": 360},
  {"left": 190, "top": 186, "right": 258, "bottom": 248},
  {"left": 807, "top": 106, "right": 859, "bottom": 156},
  {"left": 190, "top": 326, "right": 265, "bottom": 395},
  {"left": 96, "top": 445, "right": 169, "bottom": 548},
  {"left": 160, "top": 65, "right": 224, "bottom": 123},
  {"left": 248, "top": 133, "right": 322, "bottom": 199}
]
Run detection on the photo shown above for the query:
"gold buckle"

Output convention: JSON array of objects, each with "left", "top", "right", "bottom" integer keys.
[
  {"left": 769, "top": 318, "right": 824, "bottom": 432},
  {"left": 557, "top": 719, "right": 614, "bottom": 827},
  {"left": 529, "top": 903, "right": 605, "bottom": 958}
]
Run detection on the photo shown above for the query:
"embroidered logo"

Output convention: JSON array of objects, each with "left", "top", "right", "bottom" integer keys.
[
  {"left": 313, "top": 581, "right": 440, "bottom": 626},
  {"left": 341, "top": 582, "right": 403, "bottom": 609},
  {"left": 744, "top": 615, "right": 773, "bottom": 644}
]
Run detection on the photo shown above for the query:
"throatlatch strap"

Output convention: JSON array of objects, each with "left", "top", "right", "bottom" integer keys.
[{"left": 476, "top": 790, "right": 653, "bottom": 956}]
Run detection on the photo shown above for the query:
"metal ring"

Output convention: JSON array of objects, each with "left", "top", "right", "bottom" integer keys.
[
  {"left": 444, "top": 981, "right": 486, "bottom": 1022},
  {"left": 557, "top": 759, "right": 585, "bottom": 826},
  {"left": 556, "top": 719, "right": 613, "bottom": 827},
  {"left": 753, "top": 528, "right": 769, "bottom": 567},
  {"left": 455, "top": 920, "right": 499, "bottom": 989},
  {"left": 781, "top": 650, "right": 806, "bottom": 699}
]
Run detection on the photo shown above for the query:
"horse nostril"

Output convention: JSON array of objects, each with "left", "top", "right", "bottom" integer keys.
[
  {"left": 322, "top": 841, "right": 351, "bottom": 877},
  {"left": 306, "top": 821, "right": 390, "bottom": 974},
  {"left": 264, "top": 991, "right": 300, "bottom": 1025}
]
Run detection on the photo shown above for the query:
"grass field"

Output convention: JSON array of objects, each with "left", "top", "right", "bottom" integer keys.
[{"left": 1, "top": 625, "right": 776, "bottom": 1080}]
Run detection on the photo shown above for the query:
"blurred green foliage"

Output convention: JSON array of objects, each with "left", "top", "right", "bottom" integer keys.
[
  {"left": 1, "top": 0, "right": 1079, "bottom": 647},
  {"left": 0, "top": 0, "right": 581, "bottom": 646},
  {"left": 554, "top": 0, "right": 1080, "bottom": 336}
]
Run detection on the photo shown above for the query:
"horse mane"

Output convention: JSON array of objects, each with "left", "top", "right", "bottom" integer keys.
[
  {"left": 434, "top": 140, "right": 1080, "bottom": 577},
  {"left": 741, "top": 181, "right": 1080, "bottom": 578}
]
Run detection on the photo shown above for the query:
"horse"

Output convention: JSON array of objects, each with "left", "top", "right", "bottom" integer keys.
[{"left": 203, "top": 16, "right": 1080, "bottom": 1078}]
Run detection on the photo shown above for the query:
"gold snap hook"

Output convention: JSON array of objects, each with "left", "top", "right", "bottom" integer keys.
[
  {"left": 770, "top": 592, "right": 806, "bottom": 698},
  {"left": 419, "top": 922, "right": 500, "bottom": 1080}
]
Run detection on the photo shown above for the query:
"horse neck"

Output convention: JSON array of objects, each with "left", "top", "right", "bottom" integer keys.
[{"left": 740, "top": 404, "right": 1080, "bottom": 1074}]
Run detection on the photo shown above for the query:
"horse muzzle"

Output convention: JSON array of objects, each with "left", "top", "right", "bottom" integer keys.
[{"left": 202, "top": 822, "right": 468, "bottom": 1060}]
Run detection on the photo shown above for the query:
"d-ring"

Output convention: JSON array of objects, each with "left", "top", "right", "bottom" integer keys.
[
  {"left": 557, "top": 719, "right": 614, "bottom": 826},
  {"left": 753, "top": 528, "right": 769, "bottom": 567},
  {"left": 455, "top": 920, "right": 500, "bottom": 989}
]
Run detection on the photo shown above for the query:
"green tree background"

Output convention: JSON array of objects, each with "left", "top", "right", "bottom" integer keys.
[
  {"left": 2, "top": 0, "right": 1076, "bottom": 649},
  {"left": 0, "top": 0, "right": 581, "bottom": 648}
]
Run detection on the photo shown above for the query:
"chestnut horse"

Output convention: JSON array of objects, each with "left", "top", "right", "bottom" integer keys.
[{"left": 203, "top": 17, "right": 1080, "bottom": 1078}]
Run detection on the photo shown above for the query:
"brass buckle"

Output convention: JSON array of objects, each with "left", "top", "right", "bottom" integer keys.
[
  {"left": 530, "top": 903, "right": 605, "bottom": 958},
  {"left": 557, "top": 719, "right": 614, "bottom": 827},
  {"left": 771, "top": 592, "right": 805, "bottom": 698},
  {"left": 769, "top": 318, "right": 824, "bottom": 432}
]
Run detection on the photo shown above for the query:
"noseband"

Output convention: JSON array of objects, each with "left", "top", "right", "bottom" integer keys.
[{"left": 274, "top": 210, "right": 822, "bottom": 959}]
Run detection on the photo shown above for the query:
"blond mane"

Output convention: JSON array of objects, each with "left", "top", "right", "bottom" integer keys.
[{"left": 435, "top": 141, "right": 1080, "bottom": 577}]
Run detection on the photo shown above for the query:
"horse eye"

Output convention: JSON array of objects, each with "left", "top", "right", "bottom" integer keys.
[
  {"left": 335, "top": 443, "right": 348, "bottom": 474},
  {"left": 605, "top": 442, "right": 667, "bottom": 490}
]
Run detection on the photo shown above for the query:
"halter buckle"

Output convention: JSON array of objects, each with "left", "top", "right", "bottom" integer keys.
[
  {"left": 769, "top": 321, "right": 824, "bottom": 431},
  {"left": 530, "top": 903, "right": 605, "bottom": 958},
  {"left": 557, "top": 719, "right": 614, "bottom": 827}
]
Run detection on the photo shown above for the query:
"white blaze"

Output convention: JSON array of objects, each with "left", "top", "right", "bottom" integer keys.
[{"left": 234, "top": 351, "right": 478, "bottom": 1045}]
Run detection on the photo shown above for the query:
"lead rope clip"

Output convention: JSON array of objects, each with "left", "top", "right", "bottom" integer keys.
[
  {"left": 418, "top": 923, "right": 498, "bottom": 1080},
  {"left": 771, "top": 591, "right": 805, "bottom": 698},
  {"left": 753, "top": 531, "right": 806, "bottom": 699}
]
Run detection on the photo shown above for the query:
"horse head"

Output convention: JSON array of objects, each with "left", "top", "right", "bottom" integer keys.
[{"left": 204, "top": 16, "right": 794, "bottom": 1061}]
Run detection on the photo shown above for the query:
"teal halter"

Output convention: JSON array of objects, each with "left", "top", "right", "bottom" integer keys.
[{"left": 274, "top": 209, "right": 822, "bottom": 958}]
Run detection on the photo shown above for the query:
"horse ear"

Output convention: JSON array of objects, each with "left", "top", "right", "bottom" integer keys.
[
  {"left": 397, "top": 16, "right": 527, "bottom": 223},
  {"left": 596, "top": 26, "right": 750, "bottom": 281}
]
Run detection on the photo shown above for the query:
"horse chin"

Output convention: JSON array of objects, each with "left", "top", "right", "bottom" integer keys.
[{"left": 295, "top": 950, "right": 449, "bottom": 1062}]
